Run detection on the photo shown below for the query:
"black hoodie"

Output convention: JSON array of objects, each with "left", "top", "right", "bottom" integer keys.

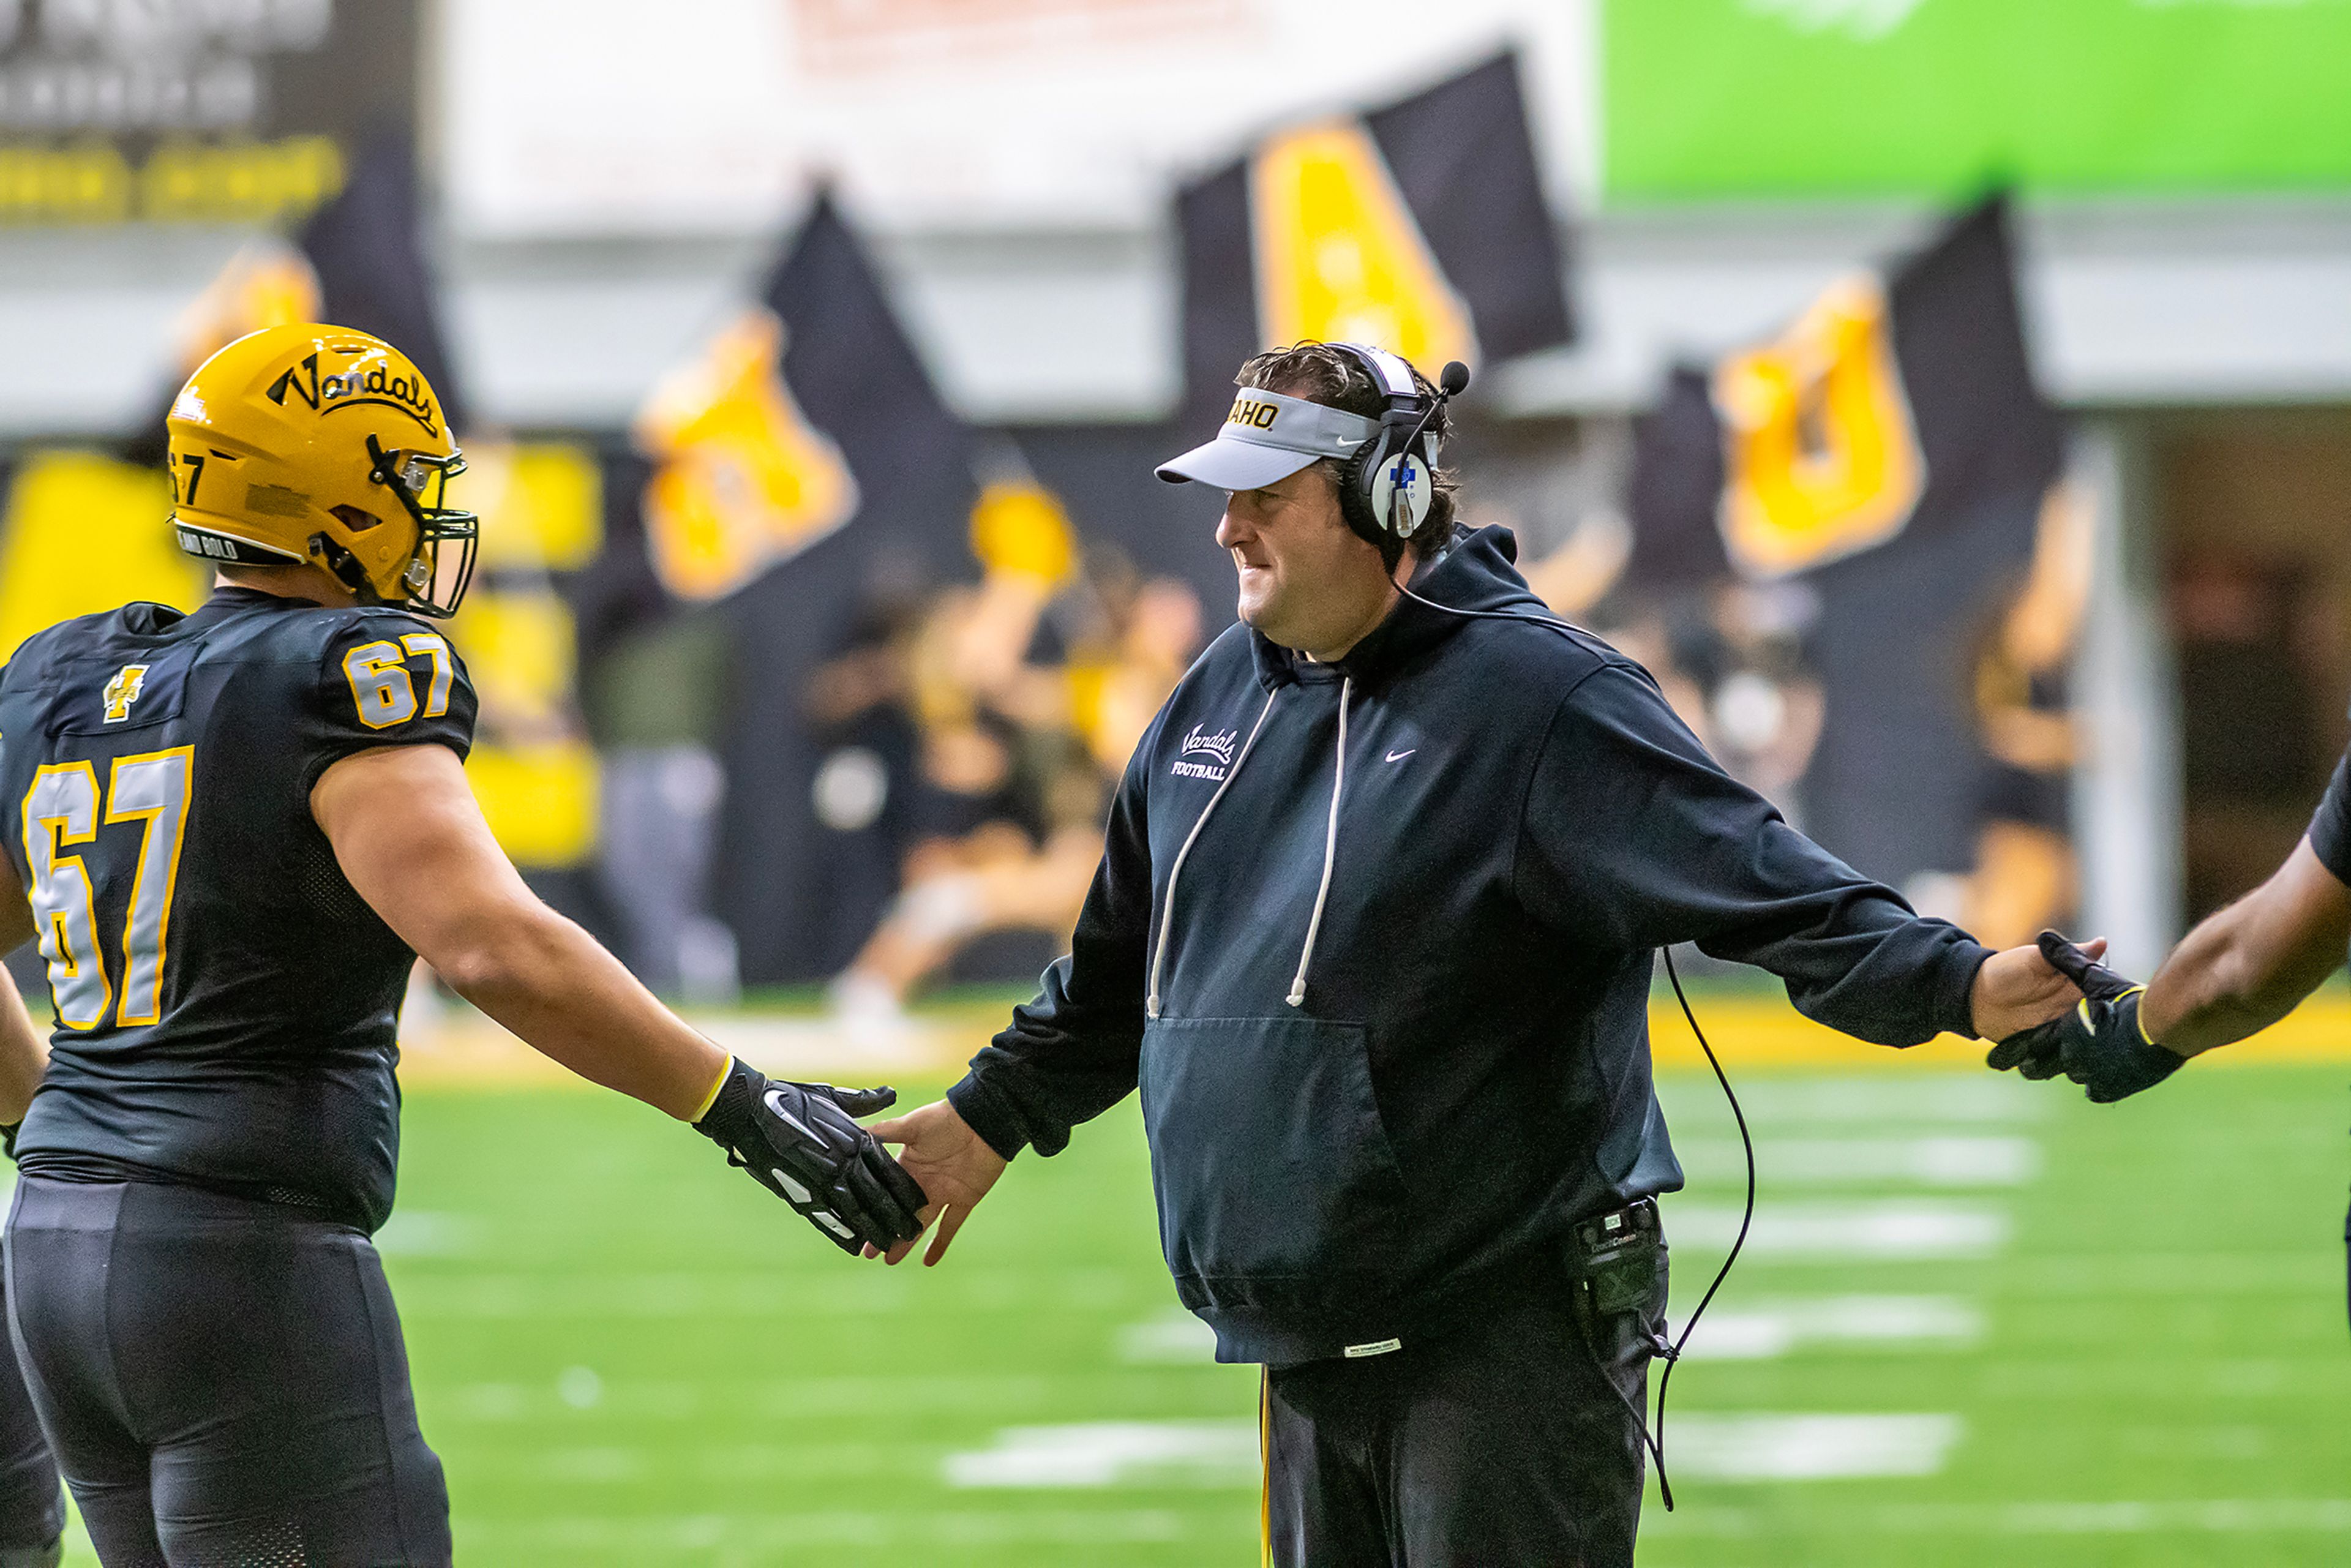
[{"left": 948, "top": 527, "right": 1990, "bottom": 1365}]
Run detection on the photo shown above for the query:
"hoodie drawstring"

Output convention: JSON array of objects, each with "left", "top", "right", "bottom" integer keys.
[
  {"left": 1285, "top": 677, "right": 1350, "bottom": 1008},
  {"left": 1146, "top": 688, "right": 1279, "bottom": 1019}
]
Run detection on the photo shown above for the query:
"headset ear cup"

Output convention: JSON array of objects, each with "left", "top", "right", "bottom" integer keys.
[
  {"left": 1376, "top": 450, "right": 1433, "bottom": 537},
  {"left": 1337, "top": 439, "right": 1385, "bottom": 544}
]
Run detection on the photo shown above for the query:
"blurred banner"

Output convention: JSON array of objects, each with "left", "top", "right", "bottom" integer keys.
[
  {"left": 1622, "top": 196, "right": 2072, "bottom": 938},
  {"left": 0, "top": 0, "right": 415, "bottom": 227},
  {"left": 1176, "top": 49, "right": 1573, "bottom": 427},
  {"left": 1603, "top": 0, "right": 2351, "bottom": 201},
  {"left": 602, "top": 190, "right": 979, "bottom": 987},
  {"left": 442, "top": 2, "right": 1591, "bottom": 234}
]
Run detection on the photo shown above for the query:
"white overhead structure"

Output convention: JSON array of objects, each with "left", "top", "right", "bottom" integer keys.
[
  {"left": 436, "top": 0, "right": 1602, "bottom": 236},
  {"left": 1, "top": 200, "right": 2348, "bottom": 435}
]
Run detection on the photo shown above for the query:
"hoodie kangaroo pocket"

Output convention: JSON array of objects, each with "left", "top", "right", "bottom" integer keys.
[{"left": 1139, "top": 1015, "right": 1409, "bottom": 1306}]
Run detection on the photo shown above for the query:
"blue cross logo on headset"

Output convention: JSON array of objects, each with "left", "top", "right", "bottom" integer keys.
[{"left": 1381, "top": 451, "right": 1427, "bottom": 533}]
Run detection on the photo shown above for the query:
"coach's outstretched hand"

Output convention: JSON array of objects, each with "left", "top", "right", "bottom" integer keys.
[
  {"left": 1970, "top": 935, "right": 2106, "bottom": 1041},
  {"left": 694, "top": 1058, "right": 929, "bottom": 1253},
  {"left": 864, "top": 1098, "right": 1008, "bottom": 1267},
  {"left": 1985, "top": 932, "right": 2188, "bottom": 1103}
]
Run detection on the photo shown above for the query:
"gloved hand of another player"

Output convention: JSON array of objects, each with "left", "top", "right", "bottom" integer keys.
[
  {"left": 1984, "top": 931, "right": 2186, "bottom": 1103},
  {"left": 694, "top": 1058, "right": 929, "bottom": 1253}
]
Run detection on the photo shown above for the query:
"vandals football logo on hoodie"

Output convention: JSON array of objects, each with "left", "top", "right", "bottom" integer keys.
[{"left": 1171, "top": 723, "right": 1239, "bottom": 781}]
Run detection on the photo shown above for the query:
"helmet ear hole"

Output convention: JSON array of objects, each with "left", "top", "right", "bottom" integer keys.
[{"left": 329, "top": 504, "right": 384, "bottom": 534}]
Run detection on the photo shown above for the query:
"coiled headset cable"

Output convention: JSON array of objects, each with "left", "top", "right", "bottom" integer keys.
[{"left": 1390, "top": 577, "right": 1759, "bottom": 1513}]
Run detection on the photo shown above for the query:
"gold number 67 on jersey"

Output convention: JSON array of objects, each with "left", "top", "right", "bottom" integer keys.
[{"left": 342, "top": 635, "right": 452, "bottom": 730}]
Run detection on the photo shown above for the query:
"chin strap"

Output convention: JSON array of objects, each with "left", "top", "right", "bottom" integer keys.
[{"left": 306, "top": 533, "right": 389, "bottom": 604}]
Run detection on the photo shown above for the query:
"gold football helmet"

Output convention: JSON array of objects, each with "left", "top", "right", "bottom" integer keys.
[{"left": 166, "top": 323, "right": 478, "bottom": 618}]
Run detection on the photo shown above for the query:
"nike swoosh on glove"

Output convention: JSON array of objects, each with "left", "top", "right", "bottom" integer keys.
[
  {"left": 696, "top": 1059, "right": 930, "bottom": 1251},
  {"left": 1984, "top": 930, "right": 2186, "bottom": 1104}
]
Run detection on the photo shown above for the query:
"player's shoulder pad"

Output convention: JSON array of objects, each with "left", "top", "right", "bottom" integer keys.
[
  {"left": 306, "top": 606, "right": 474, "bottom": 742},
  {"left": 309, "top": 608, "right": 463, "bottom": 685},
  {"left": 0, "top": 609, "right": 129, "bottom": 689},
  {"left": 309, "top": 604, "right": 450, "bottom": 659}
]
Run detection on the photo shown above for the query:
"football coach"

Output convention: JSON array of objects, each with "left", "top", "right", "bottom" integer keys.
[{"left": 873, "top": 342, "right": 2088, "bottom": 1566}]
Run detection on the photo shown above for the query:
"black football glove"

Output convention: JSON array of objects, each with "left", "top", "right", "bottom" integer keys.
[
  {"left": 694, "top": 1058, "right": 929, "bottom": 1253},
  {"left": 1984, "top": 930, "right": 2186, "bottom": 1103}
]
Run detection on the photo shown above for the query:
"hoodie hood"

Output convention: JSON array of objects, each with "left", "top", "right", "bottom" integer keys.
[{"left": 1249, "top": 524, "right": 1554, "bottom": 692}]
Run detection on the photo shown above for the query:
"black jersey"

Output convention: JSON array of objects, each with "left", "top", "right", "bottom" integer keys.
[
  {"left": 0, "top": 588, "right": 476, "bottom": 1232},
  {"left": 2308, "top": 742, "right": 2351, "bottom": 889}
]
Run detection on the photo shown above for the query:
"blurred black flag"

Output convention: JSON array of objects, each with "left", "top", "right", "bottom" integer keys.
[
  {"left": 622, "top": 189, "right": 977, "bottom": 983},
  {"left": 127, "top": 131, "right": 465, "bottom": 459},
  {"left": 1625, "top": 195, "right": 2063, "bottom": 890},
  {"left": 1624, "top": 366, "right": 1730, "bottom": 588},
  {"left": 297, "top": 133, "right": 470, "bottom": 435},
  {"left": 1176, "top": 49, "right": 1573, "bottom": 430}
]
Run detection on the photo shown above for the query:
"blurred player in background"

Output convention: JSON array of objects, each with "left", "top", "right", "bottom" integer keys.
[
  {"left": 872, "top": 341, "right": 2090, "bottom": 1567},
  {"left": 1964, "top": 480, "right": 2094, "bottom": 948},
  {"left": 0, "top": 324, "right": 923, "bottom": 1566},
  {"left": 827, "top": 481, "right": 1205, "bottom": 1018}
]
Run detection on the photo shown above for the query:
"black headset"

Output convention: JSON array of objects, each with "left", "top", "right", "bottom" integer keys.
[{"left": 1325, "top": 343, "right": 1471, "bottom": 555}]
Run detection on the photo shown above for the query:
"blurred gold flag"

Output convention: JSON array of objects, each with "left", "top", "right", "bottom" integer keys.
[
  {"left": 634, "top": 309, "right": 860, "bottom": 602},
  {"left": 1251, "top": 119, "right": 1475, "bottom": 369},
  {"left": 1713, "top": 276, "right": 1925, "bottom": 579}
]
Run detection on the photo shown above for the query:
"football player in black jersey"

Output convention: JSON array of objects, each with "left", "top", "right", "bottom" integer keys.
[{"left": 0, "top": 324, "right": 928, "bottom": 1567}]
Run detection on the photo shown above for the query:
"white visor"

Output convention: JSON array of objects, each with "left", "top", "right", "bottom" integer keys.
[{"left": 1155, "top": 389, "right": 1382, "bottom": 490}]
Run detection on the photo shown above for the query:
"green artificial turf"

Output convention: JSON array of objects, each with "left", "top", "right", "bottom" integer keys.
[{"left": 49, "top": 1061, "right": 2351, "bottom": 1564}]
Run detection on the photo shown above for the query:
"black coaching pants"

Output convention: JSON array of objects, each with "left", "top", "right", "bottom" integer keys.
[
  {"left": 1262, "top": 1248, "right": 1669, "bottom": 1568},
  {"left": 5, "top": 1176, "right": 451, "bottom": 1568}
]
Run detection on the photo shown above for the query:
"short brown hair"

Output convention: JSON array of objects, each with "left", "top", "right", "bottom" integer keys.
[{"left": 1238, "top": 341, "right": 1459, "bottom": 563}]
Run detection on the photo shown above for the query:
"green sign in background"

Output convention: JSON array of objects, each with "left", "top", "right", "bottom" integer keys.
[{"left": 1602, "top": 0, "right": 2351, "bottom": 203}]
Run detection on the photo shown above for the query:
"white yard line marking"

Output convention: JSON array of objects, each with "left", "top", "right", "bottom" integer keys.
[
  {"left": 370, "top": 1209, "right": 480, "bottom": 1257},
  {"left": 1712, "top": 1075, "right": 2046, "bottom": 1125},
  {"left": 1669, "top": 1200, "right": 2009, "bottom": 1258},
  {"left": 1648, "top": 1499, "right": 2351, "bottom": 1537},
  {"left": 1675, "top": 1135, "right": 2042, "bottom": 1188},
  {"left": 1682, "top": 1294, "right": 1984, "bottom": 1360},
  {"left": 945, "top": 1421, "right": 1259, "bottom": 1489},
  {"left": 1663, "top": 1413, "right": 1963, "bottom": 1480},
  {"left": 462, "top": 1509, "right": 1197, "bottom": 1550},
  {"left": 1116, "top": 1310, "right": 1219, "bottom": 1365}
]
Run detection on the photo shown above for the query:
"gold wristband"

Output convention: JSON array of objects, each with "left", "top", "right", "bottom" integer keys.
[{"left": 689, "top": 1056, "right": 735, "bottom": 1123}]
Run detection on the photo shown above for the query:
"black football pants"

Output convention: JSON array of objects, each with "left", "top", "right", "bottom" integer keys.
[
  {"left": 5, "top": 1176, "right": 451, "bottom": 1568},
  {"left": 1261, "top": 1251, "right": 1668, "bottom": 1568}
]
